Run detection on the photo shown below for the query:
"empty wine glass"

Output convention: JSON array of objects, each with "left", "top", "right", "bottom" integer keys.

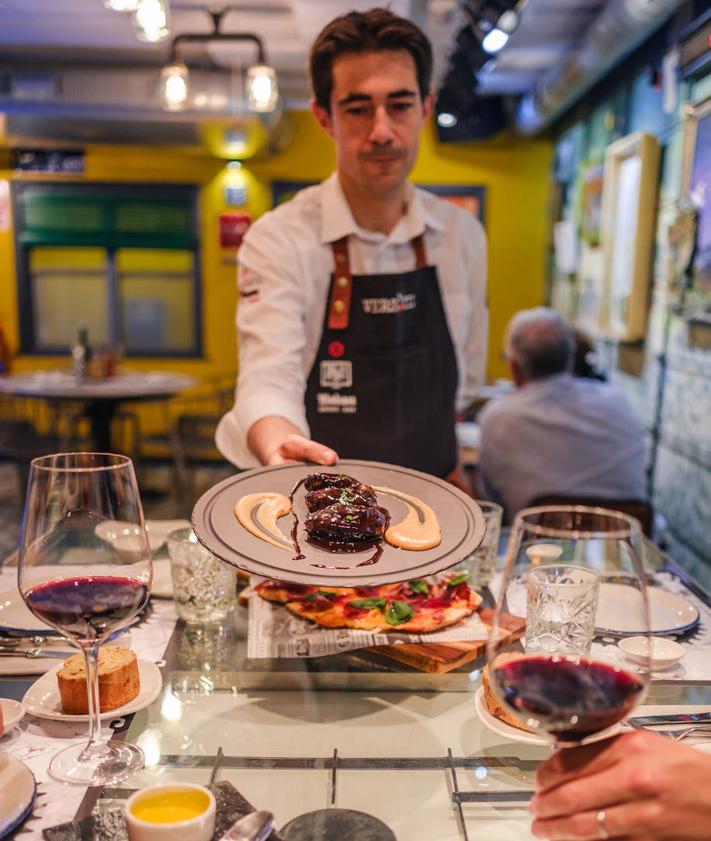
[
  {"left": 486, "top": 505, "right": 651, "bottom": 748},
  {"left": 18, "top": 453, "right": 152, "bottom": 785}
]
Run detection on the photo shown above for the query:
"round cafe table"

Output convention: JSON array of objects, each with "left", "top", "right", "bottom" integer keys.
[{"left": 0, "top": 370, "right": 196, "bottom": 452}]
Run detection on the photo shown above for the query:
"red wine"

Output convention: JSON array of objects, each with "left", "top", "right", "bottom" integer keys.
[
  {"left": 25, "top": 576, "right": 148, "bottom": 643},
  {"left": 494, "top": 656, "right": 645, "bottom": 742}
]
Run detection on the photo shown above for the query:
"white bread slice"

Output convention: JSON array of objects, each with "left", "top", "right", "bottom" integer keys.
[{"left": 57, "top": 646, "right": 140, "bottom": 715}]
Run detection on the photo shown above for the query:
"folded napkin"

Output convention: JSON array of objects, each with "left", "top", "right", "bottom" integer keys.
[{"left": 42, "top": 781, "right": 285, "bottom": 841}]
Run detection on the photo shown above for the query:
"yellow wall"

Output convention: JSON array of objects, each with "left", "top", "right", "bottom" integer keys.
[{"left": 0, "top": 110, "right": 552, "bottom": 386}]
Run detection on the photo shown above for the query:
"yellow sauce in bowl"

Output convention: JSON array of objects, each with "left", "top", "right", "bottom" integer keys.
[{"left": 130, "top": 789, "right": 210, "bottom": 824}]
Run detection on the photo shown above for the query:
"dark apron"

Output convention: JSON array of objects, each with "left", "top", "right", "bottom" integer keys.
[{"left": 304, "top": 234, "right": 458, "bottom": 478}]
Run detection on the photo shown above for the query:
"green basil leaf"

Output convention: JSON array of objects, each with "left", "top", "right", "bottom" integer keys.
[
  {"left": 446, "top": 572, "right": 470, "bottom": 587},
  {"left": 384, "top": 600, "right": 414, "bottom": 626},
  {"left": 316, "top": 590, "right": 337, "bottom": 599},
  {"left": 349, "top": 597, "right": 386, "bottom": 610},
  {"left": 409, "top": 579, "right": 429, "bottom": 595}
]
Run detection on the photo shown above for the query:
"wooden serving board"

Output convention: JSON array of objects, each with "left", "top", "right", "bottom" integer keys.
[{"left": 366, "top": 609, "right": 525, "bottom": 674}]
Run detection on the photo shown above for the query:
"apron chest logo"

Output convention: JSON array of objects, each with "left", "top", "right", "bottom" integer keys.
[
  {"left": 317, "top": 393, "right": 357, "bottom": 414},
  {"left": 320, "top": 360, "right": 352, "bottom": 390},
  {"left": 361, "top": 291, "right": 417, "bottom": 315}
]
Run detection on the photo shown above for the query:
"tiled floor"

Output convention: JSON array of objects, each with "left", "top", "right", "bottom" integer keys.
[{"left": 0, "top": 460, "right": 234, "bottom": 561}]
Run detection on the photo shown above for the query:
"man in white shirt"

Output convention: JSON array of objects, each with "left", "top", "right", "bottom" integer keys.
[
  {"left": 216, "top": 8, "right": 488, "bottom": 481},
  {"left": 477, "top": 308, "right": 646, "bottom": 521}
]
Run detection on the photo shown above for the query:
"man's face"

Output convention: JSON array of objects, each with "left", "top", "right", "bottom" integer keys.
[{"left": 312, "top": 50, "right": 432, "bottom": 198}]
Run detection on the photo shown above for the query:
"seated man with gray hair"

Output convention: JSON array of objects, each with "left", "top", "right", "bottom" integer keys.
[{"left": 477, "top": 307, "right": 646, "bottom": 522}]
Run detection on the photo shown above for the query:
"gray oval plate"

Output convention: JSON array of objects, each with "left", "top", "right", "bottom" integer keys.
[{"left": 192, "top": 460, "right": 486, "bottom": 586}]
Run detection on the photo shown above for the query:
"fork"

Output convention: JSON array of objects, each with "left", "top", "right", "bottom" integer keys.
[
  {"left": 626, "top": 721, "right": 711, "bottom": 742},
  {"left": 661, "top": 726, "right": 711, "bottom": 742}
]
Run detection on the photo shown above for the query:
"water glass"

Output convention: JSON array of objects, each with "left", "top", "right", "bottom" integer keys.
[
  {"left": 454, "top": 500, "right": 503, "bottom": 586},
  {"left": 166, "top": 528, "right": 236, "bottom": 623},
  {"left": 525, "top": 564, "right": 600, "bottom": 657}
]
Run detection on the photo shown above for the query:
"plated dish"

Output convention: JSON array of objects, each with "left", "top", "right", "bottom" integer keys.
[
  {"left": 596, "top": 584, "right": 700, "bottom": 636},
  {"left": 0, "top": 754, "right": 35, "bottom": 839},
  {"left": 474, "top": 687, "right": 621, "bottom": 747},
  {"left": 192, "top": 460, "right": 486, "bottom": 587},
  {"left": 22, "top": 658, "right": 162, "bottom": 722}
]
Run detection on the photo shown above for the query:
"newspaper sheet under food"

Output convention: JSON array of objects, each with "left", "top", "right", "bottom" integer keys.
[{"left": 247, "top": 577, "right": 489, "bottom": 659}]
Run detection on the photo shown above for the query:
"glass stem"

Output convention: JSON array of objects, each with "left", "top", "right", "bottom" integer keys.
[{"left": 79, "top": 643, "right": 108, "bottom": 760}]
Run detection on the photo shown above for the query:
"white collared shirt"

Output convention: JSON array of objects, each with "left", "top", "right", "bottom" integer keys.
[{"left": 216, "top": 173, "right": 488, "bottom": 468}]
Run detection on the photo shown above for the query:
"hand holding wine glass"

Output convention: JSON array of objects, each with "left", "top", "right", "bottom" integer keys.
[
  {"left": 486, "top": 505, "right": 651, "bottom": 748},
  {"left": 18, "top": 452, "right": 152, "bottom": 785}
]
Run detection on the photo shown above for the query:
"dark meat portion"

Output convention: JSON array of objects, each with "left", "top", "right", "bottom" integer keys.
[
  {"left": 305, "top": 484, "right": 377, "bottom": 512},
  {"left": 305, "top": 503, "right": 390, "bottom": 542},
  {"left": 304, "top": 472, "right": 363, "bottom": 492}
]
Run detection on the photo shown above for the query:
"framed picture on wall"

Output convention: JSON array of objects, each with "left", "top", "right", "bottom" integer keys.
[
  {"left": 580, "top": 163, "right": 605, "bottom": 246},
  {"left": 417, "top": 184, "right": 486, "bottom": 226},
  {"left": 600, "top": 132, "right": 660, "bottom": 341},
  {"left": 681, "top": 95, "right": 711, "bottom": 295},
  {"left": 271, "top": 180, "right": 318, "bottom": 207},
  {"left": 272, "top": 181, "right": 487, "bottom": 227}
]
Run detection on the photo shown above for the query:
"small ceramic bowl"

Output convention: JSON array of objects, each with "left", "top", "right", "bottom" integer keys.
[
  {"left": 0, "top": 698, "right": 26, "bottom": 736},
  {"left": 618, "top": 636, "right": 685, "bottom": 670},
  {"left": 124, "top": 783, "right": 216, "bottom": 841}
]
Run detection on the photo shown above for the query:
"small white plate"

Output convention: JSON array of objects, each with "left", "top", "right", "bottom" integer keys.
[
  {"left": 0, "top": 754, "right": 35, "bottom": 837},
  {"left": 474, "top": 686, "right": 548, "bottom": 746},
  {"left": 619, "top": 636, "right": 685, "bottom": 669},
  {"left": 0, "top": 698, "right": 25, "bottom": 735},
  {"left": 596, "top": 584, "right": 700, "bottom": 637},
  {"left": 474, "top": 687, "right": 622, "bottom": 747},
  {"left": 150, "top": 559, "right": 173, "bottom": 599},
  {"left": 0, "top": 587, "right": 56, "bottom": 635},
  {"left": 22, "top": 658, "right": 162, "bottom": 722},
  {"left": 95, "top": 519, "right": 189, "bottom": 554}
]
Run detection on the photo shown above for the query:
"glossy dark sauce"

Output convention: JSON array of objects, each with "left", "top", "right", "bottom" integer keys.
[{"left": 289, "top": 473, "right": 389, "bottom": 566}]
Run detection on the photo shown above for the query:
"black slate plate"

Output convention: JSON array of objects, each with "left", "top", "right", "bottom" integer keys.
[{"left": 42, "top": 781, "right": 284, "bottom": 841}]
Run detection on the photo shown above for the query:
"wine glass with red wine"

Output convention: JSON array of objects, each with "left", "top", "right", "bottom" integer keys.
[
  {"left": 486, "top": 505, "right": 650, "bottom": 748},
  {"left": 18, "top": 452, "right": 151, "bottom": 785}
]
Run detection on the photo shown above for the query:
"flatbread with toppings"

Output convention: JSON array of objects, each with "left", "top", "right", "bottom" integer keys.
[{"left": 254, "top": 573, "right": 482, "bottom": 634}]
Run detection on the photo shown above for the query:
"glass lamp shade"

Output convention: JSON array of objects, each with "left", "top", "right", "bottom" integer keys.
[
  {"left": 133, "top": 0, "right": 170, "bottom": 43},
  {"left": 161, "top": 63, "right": 189, "bottom": 111},
  {"left": 104, "top": 0, "right": 140, "bottom": 11},
  {"left": 246, "top": 64, "right": 279, "bottom": 113}
]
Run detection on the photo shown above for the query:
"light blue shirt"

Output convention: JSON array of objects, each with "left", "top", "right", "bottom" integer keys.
[{"left": 477, "top": 373, "right": 646, "bottom": 521}]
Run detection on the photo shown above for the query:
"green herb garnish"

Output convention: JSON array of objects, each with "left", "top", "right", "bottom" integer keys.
[
  {"left": 316, "top": 590, "right": 337, "bottom": 599},
  {"left": 446, "top": 572, "right": 470, "bottom": 587},
  {"left": 348, "top": 597, "right": 387, "bottom": 611},
  {"left": 384, "top": 600, "right": 414, "bottom": 626},
  {"left": 409, "top": 579, "right": 429, "bottom": 595}
]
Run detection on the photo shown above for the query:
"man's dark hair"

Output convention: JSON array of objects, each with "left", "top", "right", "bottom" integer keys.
[
  {"left": 309, "top": 8, "right": 433, "bottom": 112},
  {"left": 505, "top": 308, "right": 575, "bottom": 382}
]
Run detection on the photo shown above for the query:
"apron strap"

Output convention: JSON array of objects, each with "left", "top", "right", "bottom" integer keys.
[
  {"left": 327, "top": 237, "right": 353, "bottom": 330},
  {"left": 412, "top": 234, "right": 427, "bottom": 269},
  {"left": 328, "top": 234, "right": 429, "bottom": 330}
]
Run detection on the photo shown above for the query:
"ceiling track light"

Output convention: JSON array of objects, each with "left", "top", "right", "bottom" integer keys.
[{"left": 160, "top": 7, "right": 278, "bottom": 114}]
